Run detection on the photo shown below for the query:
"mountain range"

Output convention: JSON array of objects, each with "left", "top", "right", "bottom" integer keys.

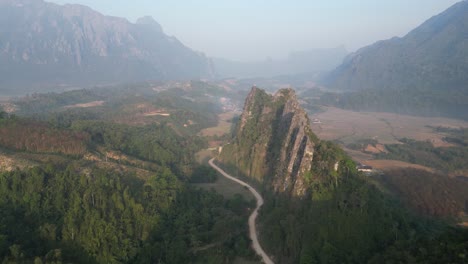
[
  {"left": 0, "top": 0, "right": 214, "bottom": 92},
  {"left": 324, "top": 0, "right": 468, "bottom": 92}
]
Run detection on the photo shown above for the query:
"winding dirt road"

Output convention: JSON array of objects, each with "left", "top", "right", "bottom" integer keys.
[{"left": 209, "top": 158, "right": 274, "bottom": 264}]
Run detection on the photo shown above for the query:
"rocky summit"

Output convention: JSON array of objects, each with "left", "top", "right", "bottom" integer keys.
[{"left": 219, "top": 87, "right": 318, "bottom": 197}]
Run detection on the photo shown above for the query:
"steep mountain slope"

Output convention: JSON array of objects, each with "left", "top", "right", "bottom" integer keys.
[
  {"left": 324, "top": 1, "right": 468, "bottom": 92},
  {"left": 219, "top": 87, "right": 347, "bottom": 197},
  {"left": 0, "top": 0, "right": 213, "bottom": 90},
  {"left": 218, "top": 87, "right": 468, "bottom": 264}
]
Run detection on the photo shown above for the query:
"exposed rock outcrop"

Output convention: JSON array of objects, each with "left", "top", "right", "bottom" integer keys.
[
  {"left": 219, "top": 87, "right": 318, "bottom": 197},
  {"left": 0, "top": 0, "right": 214, "bottom": 90}
]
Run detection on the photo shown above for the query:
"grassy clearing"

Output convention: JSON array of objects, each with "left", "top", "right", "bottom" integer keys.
[
  {"left": 200, "top": 111, "right": 237, "bottom": 137},
  {"left": 195, "top": 149, "right": 215, "bottom": 164}
]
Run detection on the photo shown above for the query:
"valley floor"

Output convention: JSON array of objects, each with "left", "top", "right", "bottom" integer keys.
[{"left": 309, "top": 107, "right": 468, "bottom": 173}]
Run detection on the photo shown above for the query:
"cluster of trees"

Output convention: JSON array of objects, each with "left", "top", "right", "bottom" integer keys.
[
  {"left": 319, "top": 86, "right": 468, "bottom": 120},
  {"left": 0, "top": 118, "right": 89, "bottom": 156},
  {"left": 346, "top": 138, "right": 379, "bottom": 152},
  {"left": 15, "top": 89, "right": 105, "bottom": 116},
  {"left": 382, "top": 168, "right": 468, "bottom": 217},
  {"left": 433, "top": 127, "right": 468, "bottom": 147},
  {"left": 15, "top": 84, "right": 222, "bottom": 136},
  {"left": 376, "top": 138, "right": 468, "bottom": 172},
  {"left": 0, "top": 164, "right": 254, "bottom": 263},
  {"left": 189, "top": 165, "right": 218, "bottom": 183},
  {"left": 71, "top": 121, "right": 206, "bottom": 176}
]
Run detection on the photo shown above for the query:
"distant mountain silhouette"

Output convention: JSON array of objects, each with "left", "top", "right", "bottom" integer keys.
[
  {"left": 0, "top": 0, "right": 214, "bottom": 92},
  {"left": 214, "top": 46, "right": 347, "bottom": 78},
  {"left": 324, "top": 1, "right": 468, "bottom": 92}
]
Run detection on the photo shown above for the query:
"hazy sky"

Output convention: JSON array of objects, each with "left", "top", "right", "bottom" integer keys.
[{"left": 48, "top": 0, "right": 460, "bottom": 61}]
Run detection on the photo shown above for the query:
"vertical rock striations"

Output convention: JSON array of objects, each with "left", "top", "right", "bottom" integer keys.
[
  {"left": 0, "top": 0, "right": 214, "bottom": 89},
  {"left": 219, "top": 87, "right": 318, "bottom": 197}
]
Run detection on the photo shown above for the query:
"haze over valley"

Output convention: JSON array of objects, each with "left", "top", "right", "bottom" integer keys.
[{"left": 0, "top": 0, "right": 467, "bottom": 263}]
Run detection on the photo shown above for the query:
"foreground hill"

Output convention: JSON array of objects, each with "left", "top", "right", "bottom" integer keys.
[
  {"left": 219, "top": 87, "right": 349, "bottom": 197},
  {"left": 218, "top": 87, "right": 468, "bottom": 263},
  {"left": 0, "top": 85, "right": 257, "bottom": 263},
  {"left": 0, "top": 0, "right": 214, "bottom": 92}
]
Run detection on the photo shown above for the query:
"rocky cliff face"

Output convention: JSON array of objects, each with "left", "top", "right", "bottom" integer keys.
[
  {"left": 219, "top": 87, "right": 318, "bottom": 197},
  {"left": 0, "top": 0, "right": 214, "bottom": 90}
]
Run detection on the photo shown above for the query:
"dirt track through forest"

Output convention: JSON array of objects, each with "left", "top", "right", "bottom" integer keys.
[{"left": 209, "top": 158, "right": 274, "bottom": 264}]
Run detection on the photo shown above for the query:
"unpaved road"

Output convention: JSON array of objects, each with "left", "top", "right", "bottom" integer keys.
[{"left": 209, "top": 158, "right": 274, "bottom": 264}]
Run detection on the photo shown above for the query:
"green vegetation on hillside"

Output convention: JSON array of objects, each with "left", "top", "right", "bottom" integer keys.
[
  {"left": 221, "top": 87, "right": 468, "bottom": 263},
  {"left": 71, "top": 120, "right": 206, "bottom": 175},
  {"left": 0, "top": 86, "right": 257, "bottom": 263},
  {"left": 376, "top": 131, "right": 468, "bottom": 172},
  {"left": 381, "top": 168, "right": 468, "bottom": 217},
  {"left": 0, "top": 165, "right": 253, "bottom": 263},
  {"left": 259, "top": 157, "right": 468, "bottom": 264}
]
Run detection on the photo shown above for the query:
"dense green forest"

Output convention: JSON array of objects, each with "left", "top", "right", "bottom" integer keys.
[
  {"left": 0, "top": 85, "right": 258, "bottom": 263},
  {"left": 0, "top": 165, "right": 254, "bottom": 263},
  {"left": 2, "top": 83, "right": 468, "bottom": 264},
  {"left": 259, "top": 155, "right": 468, "bottom": 264}
]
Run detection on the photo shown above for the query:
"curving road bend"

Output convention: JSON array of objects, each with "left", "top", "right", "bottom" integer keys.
[{"left": 209, "top": 158, "right": 274, "bottom": 264}]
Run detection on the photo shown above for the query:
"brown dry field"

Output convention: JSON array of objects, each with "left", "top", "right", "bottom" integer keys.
[
  {"left": 364, "top": 160, "right": 434, "bottom": 172},
  {"left": 310, "top": 107, "right": 468, "bottom": 145},
  {"left": 310, "top": 107, "right": 468, "bottom": 170}
]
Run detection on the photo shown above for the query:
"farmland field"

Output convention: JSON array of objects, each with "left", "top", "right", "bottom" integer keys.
[
  {"left": 309, "top": 107, "right": 468, "bottom": 145},
  {"left": 309, "top": 107, "right": 468, "bottom": 171}
]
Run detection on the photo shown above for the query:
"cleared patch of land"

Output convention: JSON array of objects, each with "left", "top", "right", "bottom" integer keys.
[
  {"left": 0, "top": 152, "right": 38, "bottom": 171},
  {"left": 64, "top": 100, "right": 105, "bottom": 108},
  {"left": 364, "top": 160, "right": 434, "bottom": 172},
  {"left": 0, "top": 102, "right": 17, "bottom": 113},
  {"left": 310, "top": 107, "right": 468, "bottom": 171},
  {"left": 200, "top": 111, "right": 237, "bottom": 137},
  {"left": 342, "top": 147, "right": 435, "bottom": 172},
  {"left": 143, "top": 111, "right": 170, "bottom": 117},
  {"left": 195, "top": 149, "right": 215, "bottom": 164}
]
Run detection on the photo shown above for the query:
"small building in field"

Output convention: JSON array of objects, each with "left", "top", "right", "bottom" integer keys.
[
  {"left": 312, "top": 118, "right": 321, "bottom": 124},
  {"left": 356, "top": 164, "right": 373, "bottom": 173}
]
